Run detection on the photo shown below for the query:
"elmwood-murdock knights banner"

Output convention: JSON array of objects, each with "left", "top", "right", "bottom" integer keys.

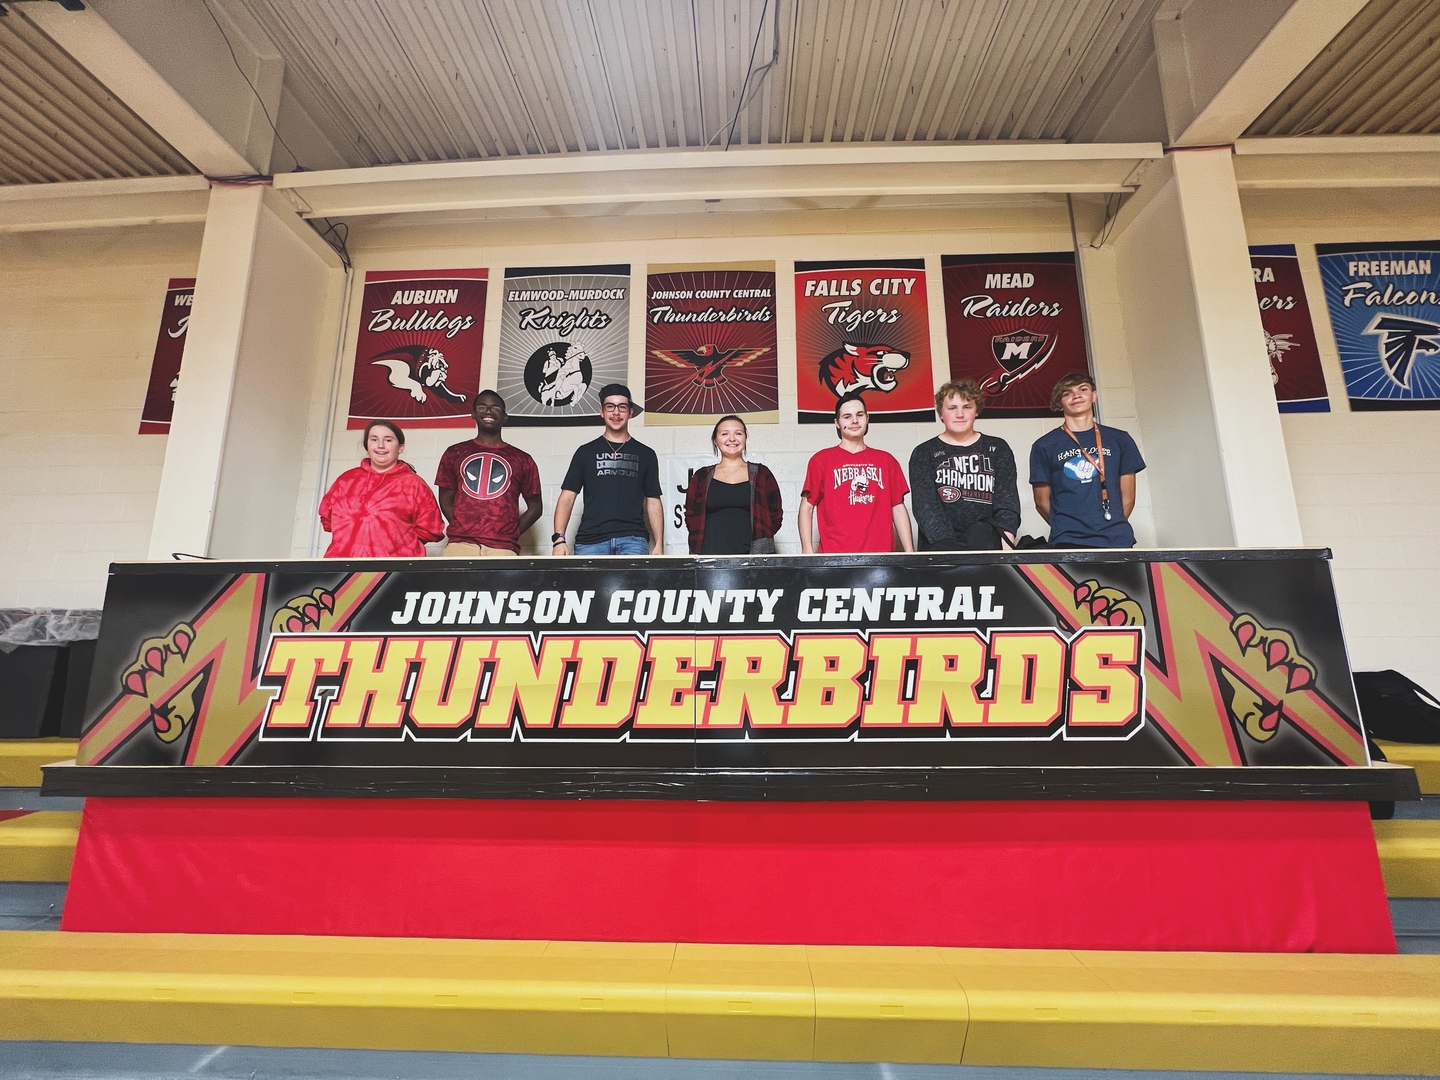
[
  {"left": 645, "top": 263, "right": 778, "bottom": 425},
  {"left": 138, "top": 278, "right": 194, "bottom": 434},
  {"left": 793, "top": 260, "right": 934, "bottom": 424},
  {"left": 497, "top": 265, "right": 630, "bottom": 426},
  {"left": 941, "top": 253, "right": 1089, "bottom": 418},
  {"left": 1317, "top": 242, "right": 1440, "bottom": 410},
  {"left": 347, "top": 269, "right": 487, "bottom": 429},
  {"left": 1250, "top": 245, "right": 1329, "bottom": 413}
]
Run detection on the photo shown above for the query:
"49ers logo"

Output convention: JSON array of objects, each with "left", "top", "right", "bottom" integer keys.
[{"left": 461, "top": 452, "right": 511, "bottom": 500}]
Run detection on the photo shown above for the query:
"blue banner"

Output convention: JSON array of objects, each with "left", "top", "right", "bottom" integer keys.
[{"left": 1317, "top": 242, "right": 1440, "bottom": 410}]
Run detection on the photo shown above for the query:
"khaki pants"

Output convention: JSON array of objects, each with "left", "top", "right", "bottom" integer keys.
[{"left": 441, "top": 541, "right": 517, "bottom": 557}]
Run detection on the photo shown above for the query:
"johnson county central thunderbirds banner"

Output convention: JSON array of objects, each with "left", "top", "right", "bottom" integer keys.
[
  {"left": 139, "top": 277, "right": 194, "bottom": 434},
  {"left": 793, "top": 259, "right": 935, "bottom": 424},
  {"left": 941, "top": 253, "right": 1089, "bottom": 418},
  {"left": 347, "top": 269, "right": 487, "bottom": 429},
  {"left": 75, "top": 553, "right": 1365, "bottom": 771},
  {"left": 645, "top": 263, "right": 778, "bottom": 425},
  {"left": 496, "top": 264, "right": 630, "bottom": 426},
  {"left": 1317, "top": 242, "right": 1440, "bottom": 411}
]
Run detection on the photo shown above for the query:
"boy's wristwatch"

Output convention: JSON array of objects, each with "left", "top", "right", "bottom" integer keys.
[{"left": 551, "top": 533, "right": 567, "bottom": 544}]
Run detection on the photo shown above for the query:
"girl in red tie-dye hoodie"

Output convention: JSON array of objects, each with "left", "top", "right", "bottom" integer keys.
[{"left": 319, "top": 420, "right": 444, "bottom": 558}]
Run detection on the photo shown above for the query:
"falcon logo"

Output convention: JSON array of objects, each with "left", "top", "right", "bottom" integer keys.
[
  {"left": 819, "top": 343, "right": 910, "bottom": 396},
  {"left": 653, "top": 344, "right": 768, "bottom": 388},
  {"left": 370, "top": 344, "right": 466, "bottom": 404},
  {"left": 1363, "top": 314, "right": 1440, "bottom": 389},
  {"left": 981, "top": 328, "right": 1055, "bottom": 395},
  {"left": 461, "top": 452, "right": 512, "bottom": 500}
]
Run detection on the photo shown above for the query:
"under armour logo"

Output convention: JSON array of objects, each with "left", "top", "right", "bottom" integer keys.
[{"left": 1364, "top": 314, "right": 1440, "bottom": 389}]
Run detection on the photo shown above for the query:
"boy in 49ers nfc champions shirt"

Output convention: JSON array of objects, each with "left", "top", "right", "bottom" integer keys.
[{"left": 799, "top": 392, "right": 915, "bottom": 554}]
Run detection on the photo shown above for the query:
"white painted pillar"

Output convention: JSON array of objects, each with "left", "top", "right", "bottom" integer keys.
[
  {"left": 1112, "top": 149, "right": 1303, "bottom": 547},
  {"left": 148, "top": 184, "right": 263, "bottom": 558},
  {"left": 149, "top": 185, "right": 341, "bottom": 559}
]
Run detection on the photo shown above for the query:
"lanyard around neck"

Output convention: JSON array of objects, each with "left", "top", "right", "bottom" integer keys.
[{"left": 1063, "top": 423, "right": 1113, "bottom": 520}]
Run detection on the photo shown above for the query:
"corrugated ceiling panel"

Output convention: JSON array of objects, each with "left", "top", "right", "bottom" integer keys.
[
  {"left": 1248, "top": 0, "right": 1440, "bottom": 136},
  {"left": 0, "top": 8, "right": 193, "bottom": 185},
  {"left": 223, "top": 0, "right": 1173, "bottom": 165}
]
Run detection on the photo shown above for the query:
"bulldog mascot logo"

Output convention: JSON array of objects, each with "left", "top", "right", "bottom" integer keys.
[{"left": 370, "top": 344, "right": 467, "bottom": 405}]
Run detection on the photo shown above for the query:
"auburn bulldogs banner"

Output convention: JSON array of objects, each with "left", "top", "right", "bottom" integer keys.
[
  {"left": 942, "top": 253, "right": 1089, "bottom": 418},
  {"left": 645, "top": 263, "right": 778, "bottom": 424},
  {"left": 347, "top": 269, "right": 487, "bottom": 429},
  {"left": 1250, "top": 246, "right": 1329, "bottom": 413},
  {"left": 1317, "top": 242, "right": 1440, "bottom": 411},
  {"left": 497, "top": 265, "right": 630, "bottom": 426},
  {"left": 793, "top": 260, "right": 935, "bottom": 424},
  {"left": 75, "top": 551, "right": 1366, "bottom": 772},
  {"left": 139, "top": 278, "right": 194, "bottom": 434}
]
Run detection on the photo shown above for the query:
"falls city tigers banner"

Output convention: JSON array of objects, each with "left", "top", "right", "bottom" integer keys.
[
  {"left": 497, "top": 265, "right": 630, "bottom": 426},
  {"left": 1250, "top": 246, "right": 1329, "bottom": 413},
  {"left": 75, "top": 551, "right": 1367, "bottom": 772},
  {"left": 794, "top": 260, "right": 935, "bottom": 424},
  {"left": 942, "top": 253, "right": 1089, "bottom": 418},
  {"left": 1317, "top": 242, "right": 1440, "bottom": 411},
  {"left": 139, "top": 278, "right": 194, "bottom": 434},
  {"left": 645, "top": 263, "right": 778, "bottom": 425},
  {"left": 347, "top": 269, "right": 487, "bottom": 429}
]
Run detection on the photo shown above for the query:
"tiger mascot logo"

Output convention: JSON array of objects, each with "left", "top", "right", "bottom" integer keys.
[{"left": 819, "top": 343, "right": 910, "bottom": 397}]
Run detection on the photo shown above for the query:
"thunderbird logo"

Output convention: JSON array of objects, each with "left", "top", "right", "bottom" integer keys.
[
  {"left": 1364, "top": 314, "right": 1440, "bottom": 389},
  {"left": 981, "top": 328, "right": 1056, "bottom": 394},
  {"left": 653, "top": 344, "right": 768, "bottom": 388}
]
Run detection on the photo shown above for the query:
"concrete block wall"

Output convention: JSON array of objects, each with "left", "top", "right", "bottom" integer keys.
[
  {"left": 1242, "top": 187, "right": 1440, "bottom": 695},
  {"left": 0, "top": 224, "right": 202, "bottom": 608},
  {"left": 306, "top": 197, "right": 1155, "bottom": 556}
]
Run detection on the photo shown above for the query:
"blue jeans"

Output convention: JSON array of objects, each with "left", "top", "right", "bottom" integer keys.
[{"left": 574, "top": 535, "right": 650, "bottom": 556}]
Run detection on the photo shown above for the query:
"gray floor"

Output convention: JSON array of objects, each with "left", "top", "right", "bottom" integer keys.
[{"left": 0, "top": 1044, "right": 1432, "bottom": 1080}]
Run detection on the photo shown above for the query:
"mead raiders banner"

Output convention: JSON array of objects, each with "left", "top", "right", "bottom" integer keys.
[
  {"left": 942, "top": 253, "right": 1089, "bottom": 418},
  {"left": 347, "top": 269, "right": 487, "bottom": 429},
  {"left": 139, "top": 278, "right": 194, "bottom": 434},
  {"left": 645, "top": 263, "right": 778, "bottom": 425},
  {"left": 497, "top": 265, "right": 630, "bottom": 426},
  {"left": 1250, "top": 246, "right": 1329, "bottom": 413},
  {"left": 76, "top": 552, "right": 1366, "bottom": 772},
  {"left": 1317, "top": 242, "right": 1440, "bottom": 411},
  {"left": 794, "top": 260, "right": 935, "bottom": 424}
]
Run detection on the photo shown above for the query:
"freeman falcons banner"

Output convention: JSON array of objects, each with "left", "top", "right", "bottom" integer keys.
[
  {"left": 138, "top": 278, "right": 194, "bottom": 434},
  {"left": 75, "top": 552, "right": 1366, "bottom": 772},
  {"left": 645, "top": 264, "right": 778, "bottom": 424},
  {"left": 347, "top": 269, "right": 487, "bottom": 429},
  {"left": 497, "top": 265, "right": 630, "bottom": 426},
  {"left": 1250, "top": 246, "right": 1329, "bottom": 413},
  {"left": 942, "top": 253, "right": 1089, "bottom": 418},
  {"left": 1317, "top": 242, "right": 1440, "bottom": 411},
  {"left": 794, "top": 260, "right": 935, "bottom": 424}
]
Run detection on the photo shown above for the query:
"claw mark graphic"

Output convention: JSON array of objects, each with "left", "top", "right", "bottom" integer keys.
[
  {"left": 1072, "top": 580, "right": 1145, "bottom": 627},
  {"left": 118, "top": 623, "right": 198, "bottom": 743},
  {"left": 270, "top": 588, "right": 337, "bottom": 634},
  {"left": 1221, "top": 614, "right": 1318, "bottom": 743}
]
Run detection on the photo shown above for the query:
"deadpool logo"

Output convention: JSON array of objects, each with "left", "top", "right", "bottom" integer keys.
[{"left": 461, "top": 452, "right": 512, "bottom": 500}]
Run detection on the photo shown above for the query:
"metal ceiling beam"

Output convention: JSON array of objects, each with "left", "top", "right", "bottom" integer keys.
[
  {"left": 1232, "top": 134, "right": 1440, "bottom": 187},
  {"left": 0, "top": 174, "right": 210, "bottom": 231}
]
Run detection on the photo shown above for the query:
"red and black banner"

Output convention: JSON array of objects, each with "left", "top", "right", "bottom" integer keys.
[
  {"left": 1250, "top": 245, "right": 1330, "bottom": 413},
  {"left": 347, "top": 269, "right": 487, "bottom": 429},
  {"left": 645, "top": 264, "right": 778, "bottom": 424},
  {"left": 138, "top": 277, "right": 194, "bottom": 434},
  {"left": 794, "top": 260, "right": 935, "bottom": 424},
  {"left": 74, "top": 551, "right": 1366, "bottom": 773},
  {"left": 942, "top": 253, "right": 1090, "bottom": 417}
]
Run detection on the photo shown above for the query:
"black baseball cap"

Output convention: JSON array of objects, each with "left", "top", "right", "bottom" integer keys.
[{"left": 598, "top": 383, "right": 644, "bottom": 415}]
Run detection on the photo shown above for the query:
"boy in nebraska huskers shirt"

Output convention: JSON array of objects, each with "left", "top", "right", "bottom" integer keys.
[{"left": 799, "top": 392, "right": 915, "bottom": 554}]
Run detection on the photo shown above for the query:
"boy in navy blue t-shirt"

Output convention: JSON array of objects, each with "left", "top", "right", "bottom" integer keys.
[{"left": 1029, "top": 373, "right": 1145, "bottom": 548}]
